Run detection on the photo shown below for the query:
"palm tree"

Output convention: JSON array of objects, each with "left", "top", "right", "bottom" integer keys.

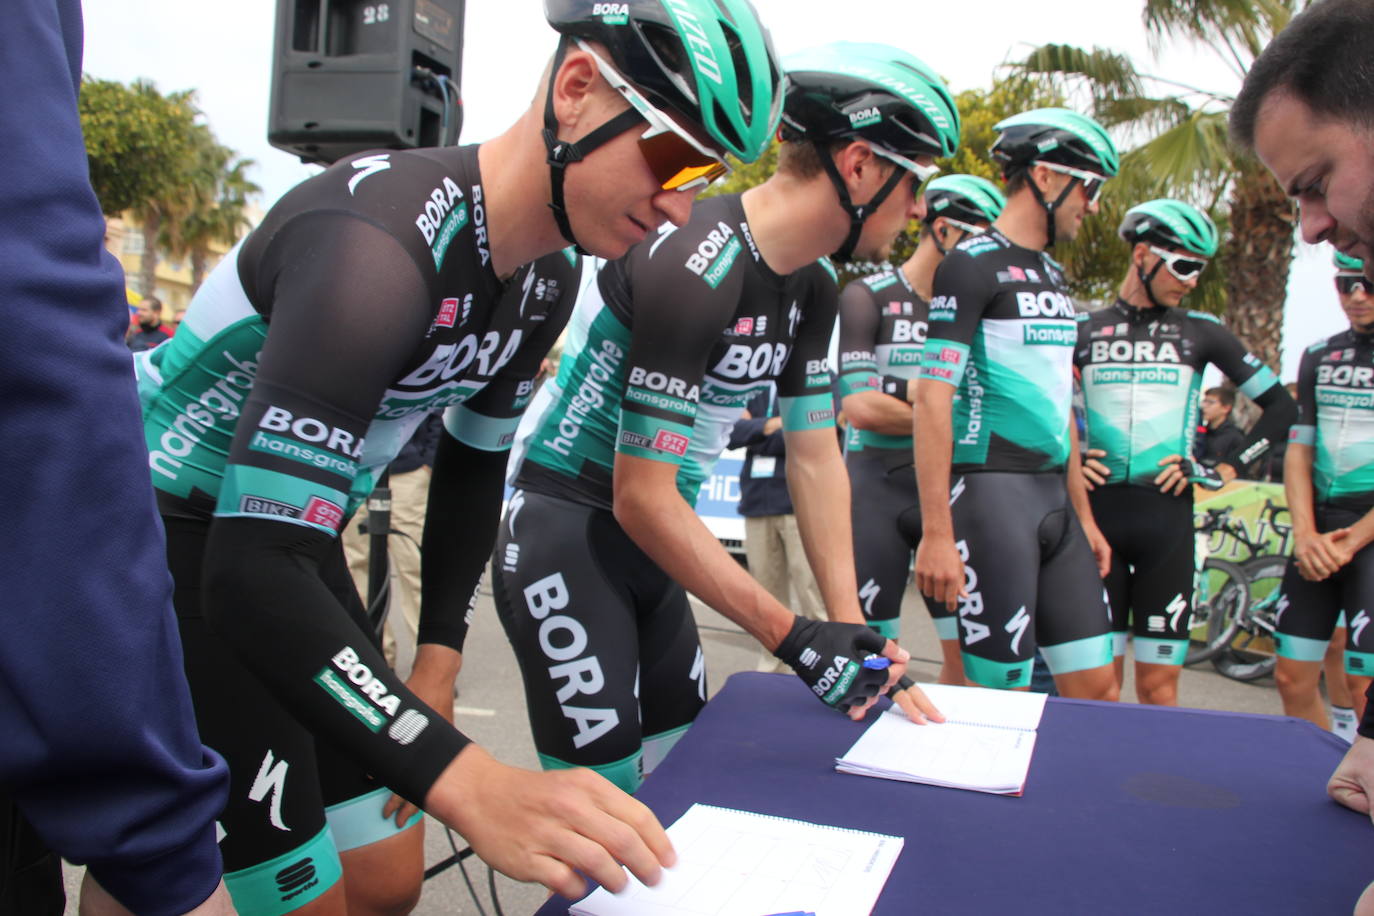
[
  {"left": 1009, "top": 0, "right": 1306, "bottom": 373},
  {"left": 163, "top": 133, "right": 260, "bottom": 292}
]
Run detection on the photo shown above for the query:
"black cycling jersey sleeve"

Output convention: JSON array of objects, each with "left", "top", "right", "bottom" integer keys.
[
  {"left": 777, "top": 265, "right": 838, "bottom": 404},
  {"left": 419, "top": 256, "right": 581, "bottom": 651},
  {"left": 1295, "top": 346, "right": 1319, "bottom": 429},
  {"left": 1200, "top": 319, "right": 1296, "bottom": 472},
  {"left": 204, "top": 212, "right": 473, "bottom": 802},
  {"left": 926, "top": 249, "right": 994, "bottom": 373},
  {"left": 837, "top": 279, "right": 881, "bottom": 399}
]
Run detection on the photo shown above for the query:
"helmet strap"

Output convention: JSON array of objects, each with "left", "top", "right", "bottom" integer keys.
[
  {"left": 1136, "top": 258, "right": 1168, "bottom": 309},
  {"left": 542, "top": 36, "right": 646, "bottom": 254},
  {"left": 818, "top": 143, "right": 906, "bottom": 263},
  {"left": 1027, "top": 171, "right": 1079, "bottom": 249},
  {"left": 930, "top": 219, "right": 970, "bottom": 257}
]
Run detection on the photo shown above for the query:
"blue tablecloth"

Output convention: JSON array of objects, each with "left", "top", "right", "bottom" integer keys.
[{"left": 537, "top": 672, "right": 1373, "bottom": 914}]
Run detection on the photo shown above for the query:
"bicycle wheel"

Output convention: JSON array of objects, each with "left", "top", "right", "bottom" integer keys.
[
  {"left": 1186, "top": 558, "right": 1250, "bottom": 665},
  {"left": 1211, "top": 556, "right": 1287, "bottom": 682}
]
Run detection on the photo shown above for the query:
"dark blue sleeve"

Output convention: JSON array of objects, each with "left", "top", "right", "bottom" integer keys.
[{"left": 0, "top": 2, "right": 228, "bottom": 913}]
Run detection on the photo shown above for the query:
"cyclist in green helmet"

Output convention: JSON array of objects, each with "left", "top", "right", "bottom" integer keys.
[
  {"left": 493, "top": 41, "right": 960, "bottom": 795},
  {"left": 1274, "top": 249, "right": 1374, "bottom": 731},
  {"left": 1075, "top": 199, "right": 1294, "bottom": 705},
  {"left": 915, "top": 108, "right": 1121, "bottom": 698},
  {"left": 133, "top": 0, "right": 785, "bottom": 909},
  {"left": 838, "top": 175, "right": 1004, "bottom": 684}
]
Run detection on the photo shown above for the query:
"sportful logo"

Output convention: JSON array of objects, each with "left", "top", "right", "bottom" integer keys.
[
  {"left": 275, "top": 859, "right": 319, "bottom": 902},
  {"left": 798, "top": 647, "right": 821, "bottom": 668}
]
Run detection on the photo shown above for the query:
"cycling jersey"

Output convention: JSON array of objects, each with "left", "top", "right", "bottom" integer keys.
[
  {"left": 503, "top": 193, "right": 838, "bottom": 788},
  {"left": 518, "top": 193, "right": 837, "bottom": 506},
  {"left": 1291, "top": 328, "right": 1374, "bottom": 509},
  {"left": 921, "top": 229, "right": 1078, "bottom": 472},
  {"left": 135, "top": 144, "right": 578, "bottom": 899},
  {"left": 837, "top": 268, "right": 953, "bottom": 641},
  {"left": 1074, "top": 299, "right": 1287, "bottom": 486}
]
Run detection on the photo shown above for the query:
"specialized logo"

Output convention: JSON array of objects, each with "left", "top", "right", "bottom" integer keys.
[
  {"left": 848, "top": 106, "right": 882, "bottom": 129},
  {"left": 859, "top": 578, "right": 881, "bottom": 616},
  {"left": 414, "top": 175, "right": 468, "bottom": 268},
  {"left": 523, "top": 573, "right": 618, "bottom": 748},
  {"left": 1354, "top": 610, "right": 1371, "bottom": 646},
  {"left": 661, "top": 0, "right": 724, "bottom": 86},
  {"left": 1166, "top": 593, "right": 1188, "bottom": 632},
  {"left": 1005, "top": 606, "right": 1030, "bottom": 655},
  {"left": 248, "top": 750, "right": 290, "bottom": 831},
  {"left": 592, "top": 2, "right": 628, "bottom": 24},
  {"left": 275, "top": 859, "right": 319, "bottom": 903},
  {"left": 684, "top": 221, "right": 741, "bottom": 288},
  {"left": 347, "top": 154, "right": 391, "bottom": 195},
  {"left": 949, "top": 476, "right": 966, "bottom": 505}
]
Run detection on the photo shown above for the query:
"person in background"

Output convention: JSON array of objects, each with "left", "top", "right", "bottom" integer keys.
[
  {"left": 1194, "top": 386, "right": 1247, "bottom": 469},
  {"left": 126, "top": 294, "right": 173, "bottom": 352}
]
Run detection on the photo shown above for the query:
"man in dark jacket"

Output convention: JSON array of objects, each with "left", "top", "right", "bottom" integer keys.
[{"left": 1195, "top": 386, "right": 1248, "bottom": 470}]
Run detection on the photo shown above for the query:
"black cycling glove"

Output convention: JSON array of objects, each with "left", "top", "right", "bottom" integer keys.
[
  {"left": 773, "top": 617, "right": 892, "bottom": 712},
  {"left": 1179, "top": 458, "right": 1225, "bottom": 490}
]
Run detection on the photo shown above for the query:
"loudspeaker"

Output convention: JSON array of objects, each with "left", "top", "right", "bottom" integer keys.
[{"left": 268, "top": 0, "right": 466, "bottom": 165}]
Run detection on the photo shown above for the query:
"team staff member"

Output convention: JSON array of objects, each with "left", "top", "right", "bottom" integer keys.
[
  {"left": 1075, "top": 199, "right": 1295, "bottom": 704},
  {"left": 2, "top": 1, "right": 233, "bottom": 912},
  {"left": 838, "top": 175, "right": 1004, "bottom": 683},
  {"left": 1273, "top": 252, "right": 1374, "bottom": 729},
  {"left": 496, "top": 42, "right": 960, "bottom": 793},
  {"left": 1233, "top": 1, "right": 1374, "bottom": 857},
  {"left": 136, "top": 1, "right": 785, "bottom": 910},
  {"left": 915, "top": 108, "right": 1120, "bottom": 698}
]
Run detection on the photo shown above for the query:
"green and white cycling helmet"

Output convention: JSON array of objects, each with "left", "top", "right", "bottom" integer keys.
[
  {"left": 991, "top": 107, "right": 1118, "bottom": 246},
  {"left": 543, "top": 0, "right": 784, "bottom": 250},
  {"left": 780, "top": 42, "right": 961, "bottom": 261},
  {"left": 1119, "top": 199, "right": 1219, "bottom": 257},
  {"left": 923, "top": 174, "right": 1005, "bottom": 252},
  {"left": 1120, "top": 199, "right": 1216, "bottom": 305}
]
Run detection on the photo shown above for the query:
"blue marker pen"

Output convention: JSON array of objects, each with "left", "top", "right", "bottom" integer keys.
[{"left": 862, "top": 655, "right": 891, "bottom": 670}]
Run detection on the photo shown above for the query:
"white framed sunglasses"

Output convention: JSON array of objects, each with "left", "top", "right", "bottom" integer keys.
[
  {"left": 1148, "top": 244, "right": 1208, "bottom": 281},
  {"left": 575, "top": 40, "right": 731, "bottom": 193},
  {"left": 1032, "top": 159, "right": 1106, "bottom": 203},
  {"left": 868, "top": 142, "right": 940, "bottom": 184},
  {"left": 940, "top": 216, "right": 987, "bottom": 236}
]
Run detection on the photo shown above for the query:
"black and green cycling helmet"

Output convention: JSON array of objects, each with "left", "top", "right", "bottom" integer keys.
[
  {"left": 779, "top": 42, "right": 960, "bottom": 262},
  {"left": 1335, "top": 251, "right": 1366, "bottom": 273},
  {"left": 991, "top": 107, "right": 1120, "bottom": 177},
  {"left": 991, "top": 107, "right": 1118, "bottom": 247},
  {"left": 1119, "top": 199, "right": 1219, "bottom": 258},
  {"left": 924, "top": 174, "right": 1005, "bottom": 225},
  {"left": 542, "top": 0, "right": 783, "bottom": 251}
]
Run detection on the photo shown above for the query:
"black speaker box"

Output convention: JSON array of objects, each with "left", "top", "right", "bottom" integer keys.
[{"left": 268, "top": 0, "right": 465, "bottom": 165}]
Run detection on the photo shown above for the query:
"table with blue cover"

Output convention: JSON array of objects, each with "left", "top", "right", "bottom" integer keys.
[{"left": 537, "top": 671, "right": 1373, "bottom": 914}]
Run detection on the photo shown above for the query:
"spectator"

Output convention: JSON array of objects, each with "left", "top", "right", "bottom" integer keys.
[
  {"left": 126, "top": 294, "right": 172, "bottom": 351},
  {"left": 727, "top": 386, "right": 826, "bottom": 673},
  {"left": 1194, "top": 386, "right": 1246, "bottom": 469},
  {"left": 1, "top": 0, "right": 233, "bottom": 912}
]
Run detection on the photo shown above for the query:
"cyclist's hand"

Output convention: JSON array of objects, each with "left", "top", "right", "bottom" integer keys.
[
  {"left": 426, "top": 746, "right": 675, "bottom": 900},
  {"left": 1327, "top": 527, "right": 1359, "bottom": 570},
  {"left": 916, "top": 536, "right": 968, "bottom": 612},
  {"left": 890, "top": 677, "right": 947, "bottom": 726},
  {"left": 1081, "top": 449, "right": 1110, "bottom": 490},
  {"left": 1153, "top": 455, "right": 1195, "bottom": 495},
  {"left": 1328, "top": 735, "right": 1374, "bottom": 826},
  {"left": 1295, "top": 530, "right": 1344, "bottom": 581},
  {"left": 773, "top": 617, "right": 908, "bottom": 720},
  {"left": 1083, "top": 521, "right": 1112, "bottom": 579}
]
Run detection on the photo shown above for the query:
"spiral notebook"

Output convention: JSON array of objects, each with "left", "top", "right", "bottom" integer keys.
[
  {"left": 835, "top": 683, "right": 1048, "bottom": 796},
  {"left": 569, "top": 803, "right": 902, "bottom": 916}
]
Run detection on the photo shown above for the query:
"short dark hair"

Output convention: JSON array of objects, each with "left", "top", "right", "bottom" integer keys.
[
  {"left": 776, "top": 138, "right": 884, "bottom": 180},
  {"left": 144, "top": 296, "right": 162, "bottom": 312},
  {"left": 1002, "top": 167, "right": 1031, "bottom": 196},
  {"left": 1231, "top": 0, "right": 1374, "bottom": 151},
  {"left": 1204, "top": 386, "right": 1235, "bottom": 409}
]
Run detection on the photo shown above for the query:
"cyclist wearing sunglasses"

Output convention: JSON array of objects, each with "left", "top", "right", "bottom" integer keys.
[
  {"left": 838, "top": 175, "right": 1005, "bottom": 684},
  {"left": 494, "top": 42, "right": 961, "bottom": 794},
  {"left": 1073, "top": 199, "right": 1295, "bottom": 705},
  {"left": 1274, "top": 250, "right": 1374, "bottom": 731},
  {"left": 914, "top": 108, "right": 1122, "bottom": 697},
  {"left": 133, "top": 0, "right": 784, "bottom": 910}
]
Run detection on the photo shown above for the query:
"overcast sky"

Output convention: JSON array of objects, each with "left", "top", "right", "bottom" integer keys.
[{"left": 79, "top": 0, "right": 1342, "bottom": 379}]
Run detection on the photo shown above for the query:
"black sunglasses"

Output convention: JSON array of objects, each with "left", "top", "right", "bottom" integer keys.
[{"left": 1337, "top": 274, "right": 1374, "bottom": 296}]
